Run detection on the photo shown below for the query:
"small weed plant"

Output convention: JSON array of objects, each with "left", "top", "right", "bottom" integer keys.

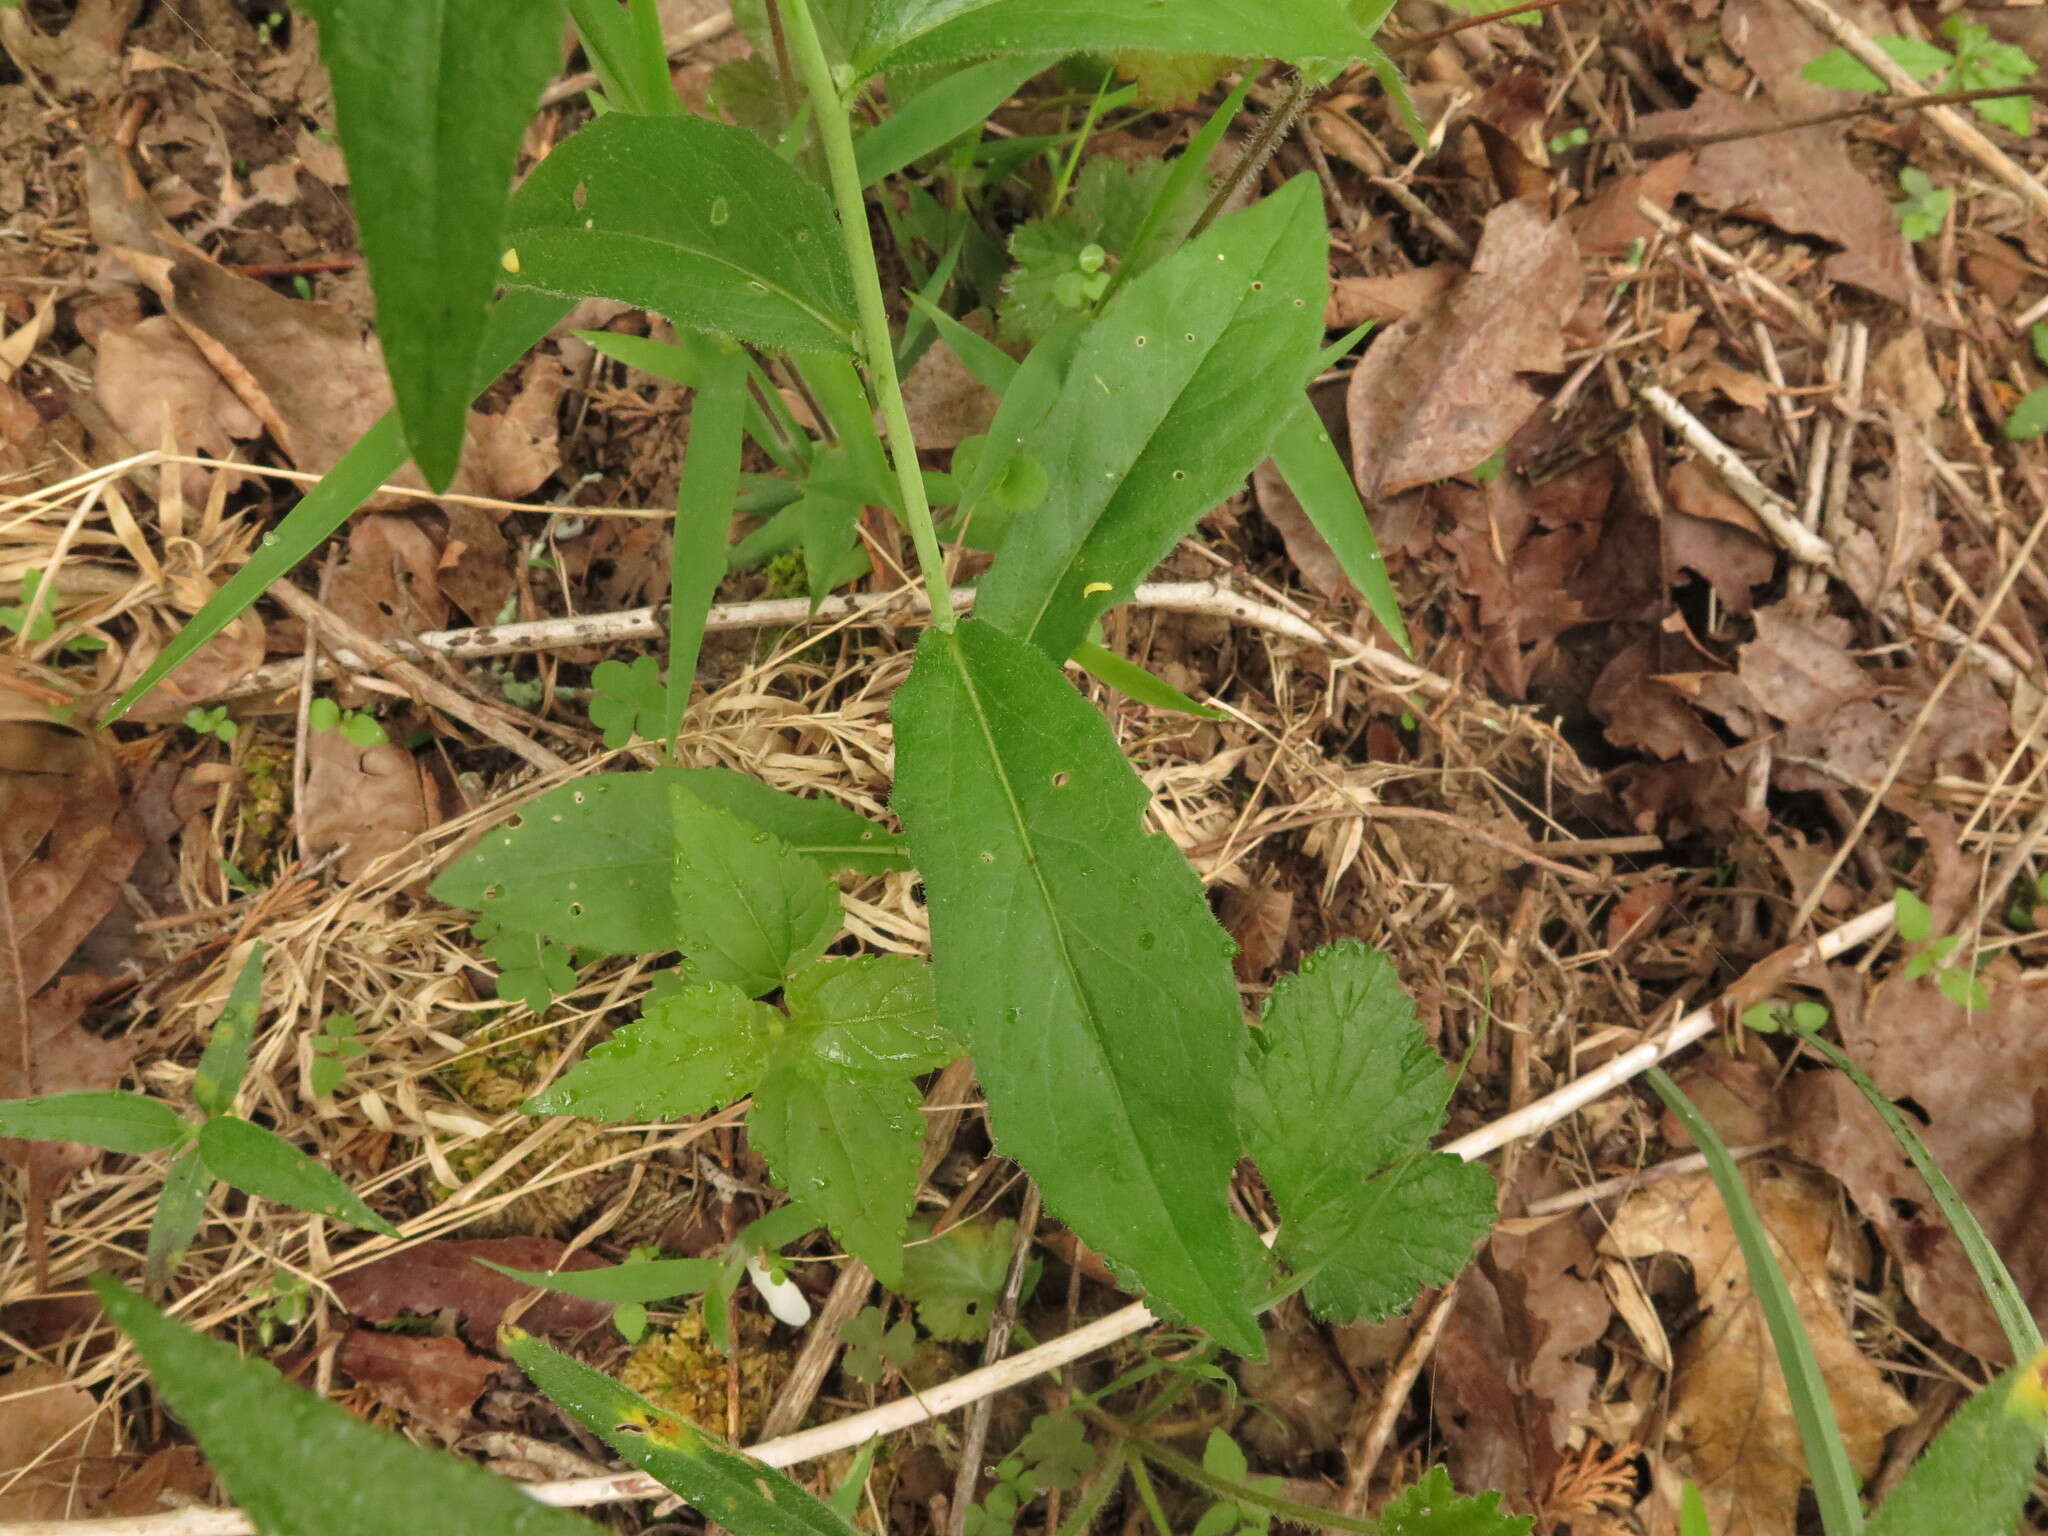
[{"left": 3, "top": 2, "right": 2041, "bottom": 1534}]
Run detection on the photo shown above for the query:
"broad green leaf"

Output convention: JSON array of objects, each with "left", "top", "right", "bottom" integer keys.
[
  {"left": 865, "top": 0, "right": 1383, "bottom": 73},
  {"left": 905, "top": 295, "right": 1020, "bottom": 392},
  {"left": 750, "top": 1060, "right": 924, "bottom": 1286},
  {"left": 1801, "top": 47, "right": 1886, "bottom": 91},
  {"left": 670, "top": 785, "right": 841, "bottom": 996},
  {"left": 948, "top": 317, "right": 1085, "bottom": 548},
  {"left": 667, "top": 342, "right": 751, "bottom": 741},
  {"left": 1377, "top": 1468, "right": 1533, "bottom": 1536},
  {"left": 857, "top": 53, "right": 1056, "bottom": 184},
  {"left": 783, "top": 955, "right": 952, "bottom": 1075},
  {"left": 892, "top": 619, "right": 1263, "bottom": 1354},
  {"left": 191, "top": 944, "right": 265, "bottom": 1118},
  {"left": 0, "top": 1091, "right": 188, "bottom": 1154},
  {"left": 297, "top": 0, "right": 565, "bottom": 488},
  {"left": 504, "top": 113, "right": 857, "bottom": 354},
  {"left": 92, "top": 1277, "right": 605, "bottom": 1536},
  {"left": 589, "top": 655, "right": 667, "bottom": 749},
  {"left": 1893, "top": 887, "right": 1933, "bottom": 943},
  {"left": 1648, "top": 1070, "right": 1865, "bottom": 1536},
  {"left": 1072, "top": 640, "right": 1224, "bottom": 719},
  {"left": 975, "top": 177, "right": 1328, "bottom": 662},
  {"left": 1269, "top": 404, "right": 1410, "bottom": 654},
  {"left": 566, "top": 0, "right": 682, "bottom": 113},
  {"left": 146, "top": 1144, "right": 212, "bottom": 1288},
  {"left": 1239, "top": 942, "right": 1493, "bottom": 1322},
  {"left": 900, "top": 1215, "right": 1020, "bottom": 1341},
  {"left": 2005, "top": 386, "right": 2048, "bottom": 442},
  {"left": 524, "top": 979, "right": 777, "bottom": 1120},
  {"left": 1867, "top": 1371, "right": 2041, "bottom": 1536},
  {"left": 197, "top": 1116, "right": 401, "bottom": 1237},
  {"left": 1879, "top": 33, "right": 1956, "bottom": 79},
  {"left": 505, "top": 1330, "right": 861, "bottom": 1536},
  {"left": 478, "top": 1254, "right": 723, "bottom": 1304},
  {"left": 106, "top": 290, "right": 568, "bottom": 722},
  {"left": 432, "top": 768, "right": 905, "bottom": 958}
]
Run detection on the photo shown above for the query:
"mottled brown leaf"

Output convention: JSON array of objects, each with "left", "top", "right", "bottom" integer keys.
[
  {"left": 337, "top": 1329, "right": 501, "bottom": 1427},
  {"left": 300, "top": 734, "right": 439, "bottom": 883},
  {"left": 329, "top": 1238, "right": 611, "bottom": 1347},
  {"left": 0, "top": 1362, "right": 122, "bottom": 1518},
  {"left": 1737, "top": 601, "right": 1871, "bottom": 726}
]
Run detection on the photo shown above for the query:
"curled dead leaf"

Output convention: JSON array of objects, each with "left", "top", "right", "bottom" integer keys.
[{"left": 301, "top": 732, "right": 440, "bottom": 883}]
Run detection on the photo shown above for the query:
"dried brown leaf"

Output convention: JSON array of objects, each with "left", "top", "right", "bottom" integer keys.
[
  {"left": 92, "top": 316, "right": 262, "bottom": 503},
  {"left": 901, "top": 329, "right": 1001, "bottom": 452},
  {"left": 336, "top": 1330, "right": 502, "bottom": 1427},
  {"left": 329, "top": 1237, "right": 612, "bottom": 1347},
  {"left": 300, "top": 733, "right": 439, "bottom": 883},
  {"left": 1604, "top": 1164, "right": 1912, "bottom": 1536},
  {"left": 1324, "top": 265, "right": 1458, "bottom": 330},
  {"left": 1737, "top": 602, "right": 1871, "bottom": 726},
  {"left": 1251, "top": 458, "right": 1349, "bottom": 601},
  {"left": 327, "top": 514, "right": 450, "bottom": 643},
  {"left": 1573, "top": 154, "right": 1693, "bottom": 257},
  {"left": 0, "top": 1362, "right": 122, "bottom": 1518},
  {"left": 1346, "top": 202, "right": 1580, "bottom": 499}
]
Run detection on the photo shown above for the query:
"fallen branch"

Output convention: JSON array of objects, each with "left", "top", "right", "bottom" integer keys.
[{"left": 18, "top": 903, "right": 1898, "bottom": 1536}]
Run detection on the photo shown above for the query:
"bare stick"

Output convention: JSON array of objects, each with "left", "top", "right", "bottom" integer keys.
[
  {"left": 1338, "top": 1281, "right": 1461, "bottom": 1513},
  {"left": 1636, "top": 383, "right": 1834, "bottom": 565},
  {"left": 1619, "top": 83, "right": 2048, "bottom": 156}
]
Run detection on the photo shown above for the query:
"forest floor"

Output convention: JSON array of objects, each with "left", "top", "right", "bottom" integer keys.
[{"left": 2, "top": 1, "right": 2047, "bottom": 1534}]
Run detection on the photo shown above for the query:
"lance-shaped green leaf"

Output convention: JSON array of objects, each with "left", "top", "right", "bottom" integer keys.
[
  {"left": 107, "top": 290, "right": 568, "bottom": 722},
  {"left": 506, "top": 1329, "right": 861, "bottom": 1536},
  {"left": 1239, "top": 941, "right": 1494, "bottom": 1323},
  {"left": 478, "top": 1254, "right": 723, "bottom": 1304},
  {"left": 892, "top": 619, "right": 1263, "bottom": 1354},
  {"left": 975, "top": 178, "right": 1328, "bottom": 662},
  {"left": 297, "top": 0, "right": 566, "bottom": 488},
  {"left": 566, "top": 0, "right": 682, "bottom": 114},
  {"left": 433, "top": 768, "right": 905, "bottom": 960},
  {"left": 504, "top": 113, "right": 857, "bottom": 354},
  {"left": 146, "top": 1145, "right": 213, "bottom": 1288},
  {"left": 855, "top": 52, "right": 1057, "bottom": 185},
  {"left": 1867, "top": 1370, "right": 2042, "bottom": 1536},
  {"left": 197, "top": 1117, "right": 400, "bottom": 1237},
  {"left": 861, "top": 0, "right": 1383, "bottom": 72},
  {"left": 670, "top": 786, "right": 841, "bottom": 997},
  {"left": 0, "top": 1092, "right": 188, "bottom": 1154},
  {"left": 191, "top": 944, "right": 265, "bottom": 1118},
  {"left": 666, "top": 342, "right": 750, "bottom": 742},
  {"left": 92, "top": 1277, "right": 606, "bottom": 1536},
  {"left": 1268, "top": 404, "right": 1410, "bottom": 655},
  {"left": 527, "top": 958, "right": 949, "bottom": 1282}
]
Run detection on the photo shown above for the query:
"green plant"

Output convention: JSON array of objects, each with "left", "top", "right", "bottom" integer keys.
[
  {"left": 0, "top": 947, "right": 399, "bottom": 1284},
  {"left": 1802, "top": 20, "right": 2037, "bottom": 135},
  {"left": 1892, "top": 888, "right": 1989, "bottom": 1009},
  {"left": 1741, "top": 996, "right": 1829, "bottom": 1036},
  {"left": 184, "top": 703, "right": 241, "bottom": 743},
  {"left": 308, "top": 695, "right": 389, "bottom": 746},
  {"left": 1891, "top": 166, "right": 1951, "bottom": 242},
  {"left": 2004, "top": 321, "right": 2048, "bottom": 441},
  {"left": 310, "top": 1011, "right": 367, "bottom": 1096}
]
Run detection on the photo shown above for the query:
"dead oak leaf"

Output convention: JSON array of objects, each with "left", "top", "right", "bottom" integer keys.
[
  {"left": 301, "top": 733, "right": 440, "bottom": 883},
  {"left": 92, "top": 316, "right": 262, "bottom": 503},
  {"left": 336, "top": 1330, "right": 502, "bottom": 1429},
  {"left": 0, "top": 1362, "right": 122, "bottom": 1519},
  {"left": 1737, "top": 601, "right": 1871, "bottom": 727},
  {"left": 329, "top": 1238, "right": 611, "bottom": 1347},
  {"left": 1347, "top": 201, "right": 1580, "bottom": 499},
  {"left": 1603, "top": 1164, "right": 1911, "bottom": 1536}
]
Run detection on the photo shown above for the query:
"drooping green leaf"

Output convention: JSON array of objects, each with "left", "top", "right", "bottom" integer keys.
[
  {"left": 1269, "top": 403, "right": 1410, "bottom": 654},
  {"left": 196, "top": 1117, "right": 401, "bottom": 1237},
  {"left": 477, "top": 1254, "right": 722, "bottom": 1304},
  {"left": 1072, "top": 640, "right": 1224, "bottom": 719},
  {"left": 192, "top": 944, "right": 266, "bottom": 1118},
  {"left": 900, "top": 1215, "right": 1021, "bottom": 1341},
  {"left": 106, "top": 290, "right": 568, "bottom": 723},
  {"left": 892, "top": 619, "right": 1263, "bottom": 1354},
  {"left": 1377, "top": 1467, "right": 1533, "bottom": 1536},
  {"left": 526, "top": 978, "right": 776, "bottom": 1120},
  {"left": 864, "top": 0, "right": 1384, "bottom": 73},
  {"left": 670, "top": 785, "right": 841, "bottom": 996},
  {"left": 0, "top": 1091, "right": 189, "bottom": 1154},
  {"left": 504, "top": 113, "right": 857, "bottom": 354},
  {"left": 1239, "top": 942, "right": 1493, "bottom": 1322},
  {"left": 1893, "top": 887, "right": 1934, "bottom": 943},
  {"left": 1648, "top": 1070, "right": 1866, "bottom": 1536},
  {"left": 1867, "top": 1371, "right": 2042, "bottom": 1536},
  {"left": 975, "top": 177, "right": 1328, "bottom": 662},
  {"left": 506, "top": 1330, "right": 861, "bottom": 1536},
  {"left": 905, "top": 295, "right": 1020, "bottom": 393},
  {"left": 146, "top": 1144, "right": 213, "bottom": 1288},
  {"left": 296, "top": 0, "right": 566, "bottom": 488},
  {"left": 432, "top": 768, "right": 905, "bottom": 959},
  {"left": 856, "top": 52, "right": 1057, "bottom": 184},
  {"left": 667, "top": 342, "right": 751, "bottom": 741},
  {"left": 92, "top": 1277, "right": 606, "bottom": 1536},
  {"left": 566, "top": 0, "right": 683, "bottom": 114}
]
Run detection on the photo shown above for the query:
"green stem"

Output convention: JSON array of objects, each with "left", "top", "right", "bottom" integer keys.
[{"left": 780, "top": 0, "right": 958, "bottom": 631}]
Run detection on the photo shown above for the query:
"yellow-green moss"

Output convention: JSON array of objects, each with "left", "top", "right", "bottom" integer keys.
[{"left": 620, "top": 1302, "right": 789, "bottom": 1438}]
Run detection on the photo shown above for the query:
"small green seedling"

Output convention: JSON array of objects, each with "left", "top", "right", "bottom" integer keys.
[
  {"left": 2004, "top": 322, "right": 2048, "bottom": 442},
  {"left": 1546, "top": 125, "right": 1589, "bottom": 154},
  {"left": 184, "top": 705, "right": 240, "bottom": 744},
  {"left": 0, "top": 945, "right": 398, "bottom": 1286},
  {"left": 251, "top": 1272, "right": 311, "bottom": 1348},
  {"left": 838, "top": 1303, "right": 917, "bottom": 1384},
  {"left": 1742, "top": 997, "right": 1830, "bottom": 1035},
  {"left": 1803, "top": 20, "right": 2036, "bottom": 134},
  {"left": 1892, "top": 167, "right": 1951, "bottom": 243},
  {"left": 1191, "top": 1430, "right": 1285, "bottom": 1536},
  {"left": 310, "top": 1012, "right": 367, "bottom": 1097},
  {"left": 588, "top": 654, "right": 667, "bottom": 748},
  {"left": 308, "top": 696, "right": 388, "bottom": 747},
  {"left": 2004, "top": 868, "right": 2048, "bottom": 930},
  {"left": 0, "top": 568, "right": 105, "bottom": 653},
  {"left": 1893, "top": 888, "right": 1990, "bottom": 1010}
]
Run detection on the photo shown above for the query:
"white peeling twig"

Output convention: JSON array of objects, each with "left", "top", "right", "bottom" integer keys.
[
  {"left": 207, "top": 580, "right": 1452, "bottom": 705},
  {"left": 1637, "top": 383, "right": 1834, "bottom": 566},
  {"left": 15, "top": 902, "right": 1900, "bottom": 1536}
]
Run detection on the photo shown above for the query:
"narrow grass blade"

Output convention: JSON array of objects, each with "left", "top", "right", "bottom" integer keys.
[
  {"left": 905, "top": 292, "right": 1020, "bottom": 392},
  {"left": 1269, "top": 404, "right": 1410, "bottom": 654},
  {"left": 191, "top": 943, "right": 265, "bottom": 1118},
  {"left": 1794, "top": 1026, "right": 2041, "bottom": 1360},
  {"left": 566, "top": 0, "right": 681, "bottom": 114},
  {"left": 665, "top": 343, "right": 750, "bottom": 745},
  {"left": 856, "top": 53, "right": 1056, "bottom": 185},
  {"left": 0, "top": 1091, "right": 188, "bottom": 1153},
  {"left": 1071, "top": 641, "right": 1223, "bottom": 718},
  {"left": 1647, "top": 1068, "right": 1866, "bottom": 1536},
  {"left": 506, "top": 1329, "right": 862, "bottom": 1536},
  {"left": 1103, "top": 74, "right": 1253, "bottom": 303},
  {"left": 477, "top": 1255, "right": 721, "bottom": 1304},
  {"left": 106, "top": 291, "right": 568, "bottom": 722},
  {"left": 93, "top": 1277, "right": 605, "bottom": 1536},
  {"left": 197, "top": 1117, "right": 401, "bottom": 1238}
]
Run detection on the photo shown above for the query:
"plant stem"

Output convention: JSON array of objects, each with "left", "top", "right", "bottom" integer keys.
[{"left": 780, "top": 0, "right": 958, "bottom": 631}]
